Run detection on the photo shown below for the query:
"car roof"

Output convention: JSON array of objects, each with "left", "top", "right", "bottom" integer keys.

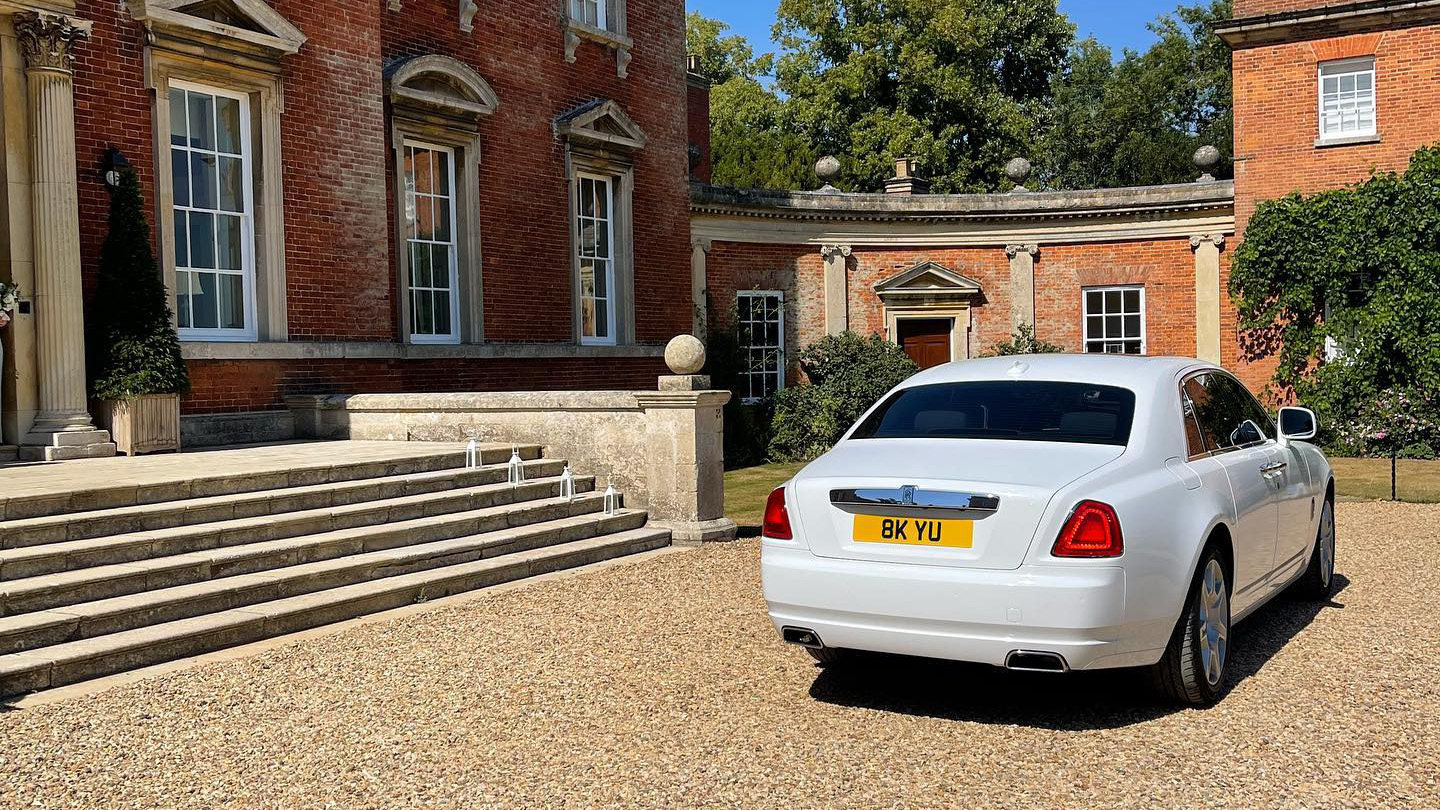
[{"left": 902, "top": 353, "right": 1216, "bottom": 389}]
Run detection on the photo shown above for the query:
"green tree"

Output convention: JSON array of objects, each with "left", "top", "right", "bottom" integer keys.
[
  {"left": 686, "top": 11, "right": 774, "bottom": 85},
  {"left": 1037, "top": 1, "right": 1233, "bottom": 189},
  {"left": 772, "top": 0, "right": 1073, "bottom": 193},
  {"left": 88, "top": 166, "right": 190, "bottom": 400},
  {"left": 982, "top": 323, "right": 1066, "bottom": 356},
  {"left": 1229, "top": 144, "right": 1440, "bottom": 445}
]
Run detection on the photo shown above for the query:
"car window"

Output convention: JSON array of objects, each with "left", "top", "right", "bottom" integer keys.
[
  {"left": 1183, "top": 373, "right": 1271, "bottom": 454},
  {"left": 850, "top": 381, "right": 1137, "bottom": 446},
  {"left": 1180, "top": 387, "right": 1210, "bottom": 457}
]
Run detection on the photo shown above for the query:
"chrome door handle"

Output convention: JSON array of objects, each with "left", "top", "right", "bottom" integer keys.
[{"left": 1260, "top": 461, "right": 1288, "bottom": 475}]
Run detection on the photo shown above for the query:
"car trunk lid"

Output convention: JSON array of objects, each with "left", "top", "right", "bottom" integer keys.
[{"left": 792, "top": 439, "right": 1126, "bottom": 570}]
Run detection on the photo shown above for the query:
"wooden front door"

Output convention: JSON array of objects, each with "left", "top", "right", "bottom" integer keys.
[{"left": 898, "top": 318, "right": 953, "bottom": 369}]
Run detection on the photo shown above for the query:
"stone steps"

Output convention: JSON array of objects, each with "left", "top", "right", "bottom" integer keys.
[
  {"left": 0, "top": 472, "right": 593, "bottom": 581},
  {"left": 0, "top": 443, "right": 669, "bottom": 697},
  {"left": 0, "top": 443, "right": 542, "bottom": 521},
  {"left": 0, "top": 527, "right": 670, "bottom": 695},
  {"left": 0, "top": 508, "right": 649, "bottom": 656},
  {"left": 0, "top": 457, "right": 566, "bottom": 549}
]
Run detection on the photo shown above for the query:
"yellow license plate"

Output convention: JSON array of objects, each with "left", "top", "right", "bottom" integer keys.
[{"left": 852, "top": 515, "right": 974, "bottom": 548}]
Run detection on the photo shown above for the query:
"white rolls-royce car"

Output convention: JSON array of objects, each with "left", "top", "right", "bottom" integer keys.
[{"left": 761, "top": 354, "right": 1335, "bottom": 704}]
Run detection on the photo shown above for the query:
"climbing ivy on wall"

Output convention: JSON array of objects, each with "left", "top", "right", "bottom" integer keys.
[{"left": 1229, "top": 144, "right": 1440, "bottom": 453}]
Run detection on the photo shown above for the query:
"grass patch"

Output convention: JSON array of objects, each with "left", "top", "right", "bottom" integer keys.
[
  {"left": 1332, "top": 457, "right": 1440, "bottom": 503},
  {"left": 724, "top": 462, "right": 805, "bottom": 532},
  {"left": 724, "top": 458, "right": 1440, "bottom": 526}
]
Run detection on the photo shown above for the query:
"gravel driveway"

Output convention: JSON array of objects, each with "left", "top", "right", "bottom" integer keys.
[{"left": 2, "top": 502, "right": 1437, "bottom": 809}]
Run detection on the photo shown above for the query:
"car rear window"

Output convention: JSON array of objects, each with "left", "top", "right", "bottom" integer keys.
[{"left": 849, "top": 381, "right": 1137, "bottom": 446}]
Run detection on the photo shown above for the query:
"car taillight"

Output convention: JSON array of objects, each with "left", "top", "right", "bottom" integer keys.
[
  {"left": 763, "top": 487, "right": 793, "bottom": 540},
  {"left": 1052, "top": 500, "right": 1123, "bottom": 558}
]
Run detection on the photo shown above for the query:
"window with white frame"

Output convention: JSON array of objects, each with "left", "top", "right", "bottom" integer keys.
[
  {"left": 738, "top": 291, "right": 785, "bottom": 401},
  {"left": 1319, "top": 58, "right": 1376, "bottom": 140},
  {"left": 1083, "top": 286, "right": 1145, "bottom": 355},
  {"left": 403, "top": 142, "right": 460, "bottom": 343},
  {"left": 575, "top": 174, "right": 616, "bottom": 344},
  {"left": 169, "top": 82, "right": 255, "bottom": 340},
  {"left": 570, "top": 0, "right": 605, "bottom": 28}
]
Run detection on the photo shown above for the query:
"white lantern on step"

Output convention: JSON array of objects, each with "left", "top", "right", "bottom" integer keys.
[
  {"left": 507, "top": 447, "right": 524, "bottom": 486},
  {"left": 559, "top": 464, "right": 575, "bottom": 502}
]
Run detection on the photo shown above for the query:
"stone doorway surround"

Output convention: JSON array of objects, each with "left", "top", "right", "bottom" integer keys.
[{"left": 875, "top": 261, "right": 981, "bottom": 363}]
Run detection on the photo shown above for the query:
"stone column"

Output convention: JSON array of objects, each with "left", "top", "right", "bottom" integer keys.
[
  {"left": 1005, "top": 243, "right": 1039, "bottom": 331},
  {"left": 690, "top": 237, "right": 711, "bottom": 340},
  {"left": 1190, "top": 234, "right": 1225, "bottom": 364},
  {"left": 820, "top": 244, "right": 851, "bottom": 335},
  {"left": 15, "top": 12, "right": 113, "bottom": 461}
]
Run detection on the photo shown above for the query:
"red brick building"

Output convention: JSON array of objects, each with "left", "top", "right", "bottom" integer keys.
[
  {"left": 690, "top": 0, "right": 1440, "bottom": 401},
  {"left": 0, "top": 0, "right": 693, "bottom": 457}
]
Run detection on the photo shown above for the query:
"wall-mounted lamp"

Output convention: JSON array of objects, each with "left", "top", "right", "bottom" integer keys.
[{"left": 101, "top": 146, "right": 130, "bottom": 190}]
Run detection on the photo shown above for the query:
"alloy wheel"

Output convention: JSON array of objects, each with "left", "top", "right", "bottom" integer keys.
[
  {"left": 1198, "top": 559, "right": 1229, "bottom": 686},
  {"left": 1319, "top": 503, "right": 1335, "bottom": 587}
]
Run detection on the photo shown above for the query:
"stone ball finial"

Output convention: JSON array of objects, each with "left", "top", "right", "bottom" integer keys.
[
  {"left": 1005, "top": 157, "right": 1032, "bottom": 185},
  {"left": 665, "top": 334, "right": 706, "bottom": 375},
  {"left": 815, "top": 155, "right": 841, "bottom": 183},
  {"left": 1193, "top": 145, "right": 1220, "bottom": 181}
]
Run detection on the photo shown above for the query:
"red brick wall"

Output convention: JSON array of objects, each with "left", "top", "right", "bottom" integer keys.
[
  {"left": 71, "top": 0, "right": 691, "bottom": 418},
  {"left": 1230, "top": 22, "right": 1440, "bottom": 391},
  {"left": 1234, "top": 0, "right": 1350, "bottom": 17},
  {"left": 707, "top": 237, "right": 1207, "bottom": 382},
  {"left": 183, "top": 357, "right": 667, "bottom": 413}
]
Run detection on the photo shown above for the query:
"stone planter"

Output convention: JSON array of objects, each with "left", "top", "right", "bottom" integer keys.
[{"left": 95, "top": 394, "right": 181, "bottom": 456}]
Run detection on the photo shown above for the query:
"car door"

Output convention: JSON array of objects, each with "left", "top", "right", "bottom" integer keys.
[{"left": 1183, "top": 373, "right": 1280, "bottom": 609}]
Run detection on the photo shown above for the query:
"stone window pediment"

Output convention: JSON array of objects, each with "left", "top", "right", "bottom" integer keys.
[
  {"left": 554, "top": 99, "right": 646, "bottom": 152},
  {"left": 875, "top": 261, "right": 982, "bottom": 304},
  {"left": 127, "top": 0, "right": 305, "bottom": 63},
  {"left": 385, "top": 55, "right": 499, "bottom": 131}
]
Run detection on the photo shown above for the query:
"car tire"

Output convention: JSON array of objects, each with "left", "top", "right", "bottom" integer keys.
[
  {"left": 1291, "top": 498, "right": 1336, "bottom": 601},
  {"left": 1152, "top": 545, "right": 1231, "bottom": 706},
  {"left": 806, "top": 647, "right": 850, "bottom": 666}
]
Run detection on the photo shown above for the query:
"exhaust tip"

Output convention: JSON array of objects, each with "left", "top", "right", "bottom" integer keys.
[
  {"left": 1005, "top": 650, "right": 1069, "bottom": 673},
  {"left": 782, "top": 626, "right": 824, "bottom": 649}
]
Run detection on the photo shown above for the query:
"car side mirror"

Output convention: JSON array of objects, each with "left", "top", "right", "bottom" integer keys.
[{"left": 1278, "top": 406, "right": 1318, "bottom": 441}]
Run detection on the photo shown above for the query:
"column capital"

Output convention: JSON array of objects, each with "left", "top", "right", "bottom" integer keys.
[
  {"left": 820, "top": 244, "right": 852, "bottom": 260},
  {"left": 1005, "top": 243, "right": 1039, "bottom": 259},
  {"left": 1190, "top": 234, "right": 1226, "bottom": 251},
  {"left": 690, "top": 236, "right": 712, "bottom": 253},
  {"left": 14, "top": 12, "right": 92, "bottom": 74}
]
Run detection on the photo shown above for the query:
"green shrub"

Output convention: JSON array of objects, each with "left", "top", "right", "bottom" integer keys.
[
  {"left": 767, "top": 332, "right": 918, "bottom": 462},
  {"left": 88, "top": 166, "right": 189, "bottom": 400},
  {"left": 982, "top": 323, "right": 1066, "bottom": 356}
]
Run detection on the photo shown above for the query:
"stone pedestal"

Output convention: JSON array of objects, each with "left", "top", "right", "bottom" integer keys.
[
  {"left": 14, "top": 12, "right": 113, "bottom": 461},
  {"left": 635, "top": 384, "right": 735, "bottom": 545}
]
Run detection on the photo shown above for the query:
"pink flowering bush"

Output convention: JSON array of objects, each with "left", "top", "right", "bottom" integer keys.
[{"left": 1342, "top": 387, "right": 1440, "bottom": 460}]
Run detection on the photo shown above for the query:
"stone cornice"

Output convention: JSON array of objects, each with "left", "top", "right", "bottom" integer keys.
[
  {"left": 1213, "top": 0, "right": 1440, "bottom": 48},
  {"left": 690, "top": 180, "right": 1235, "bottom": 225}
]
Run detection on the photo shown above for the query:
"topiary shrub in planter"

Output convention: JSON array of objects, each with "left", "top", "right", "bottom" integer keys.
[
  {"left": 87, "top": 164, "right": 190, "bottom": 456},
  {"left": 767, "top": 332, "right": 918, "bottom": 462}
]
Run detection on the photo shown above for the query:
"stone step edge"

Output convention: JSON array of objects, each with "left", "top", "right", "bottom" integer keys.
[
  {"left": 0, "top": 458, "right": 569, "bottom": 549},
  {"left": 0, "top": 472, "right": 597, "bottom": 580},
  {"left": 0, "top": 443, "right": 545, "bottom": 522},
  {"left": 0, "top": 509, "right": 650, "bottom": 655},
  {"left": 0, "top": 491, "right": 618, "bottom": 617},
  {"left": 0, "top": 527, "right": 672, "bottom": 696}
]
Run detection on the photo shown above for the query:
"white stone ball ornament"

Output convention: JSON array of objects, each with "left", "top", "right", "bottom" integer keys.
[{"left": 665, "top": 334, "right": 707, "bottom": 375}]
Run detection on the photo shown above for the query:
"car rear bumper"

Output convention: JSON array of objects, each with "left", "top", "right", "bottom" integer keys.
[{"left": 762, "top": 543, "right": 1162, "bottom": 671}]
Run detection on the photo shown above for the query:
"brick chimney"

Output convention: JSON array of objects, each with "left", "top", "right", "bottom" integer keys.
[
  {"left": 884, "top": 157, "right": 928, "bottom": 195},
  {"left": 686, "top": 55, "right": 711, "bottom": 183}
]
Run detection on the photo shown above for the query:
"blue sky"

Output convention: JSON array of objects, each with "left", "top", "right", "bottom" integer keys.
[{"left": 687, "top": 0, "right": 1180, "bottom": 58}]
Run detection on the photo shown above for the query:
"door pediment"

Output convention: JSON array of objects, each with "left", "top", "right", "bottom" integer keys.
[{"left": 874, "top": 261, "right": 982, "bottom": 305}]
